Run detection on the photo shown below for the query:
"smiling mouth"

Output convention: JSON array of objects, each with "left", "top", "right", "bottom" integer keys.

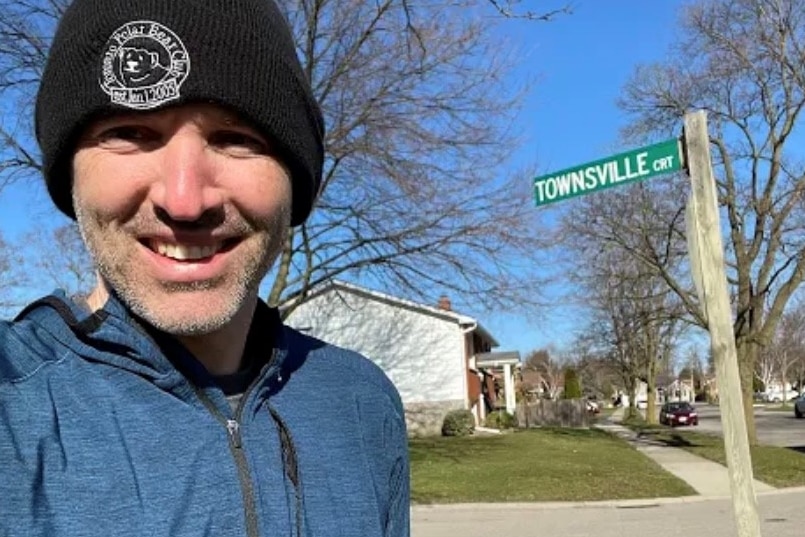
[{"left": 145, "top": 239, "right": 239, "bottom": 261}]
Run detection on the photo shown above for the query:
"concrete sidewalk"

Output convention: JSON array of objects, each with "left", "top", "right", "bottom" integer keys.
[{"left": 597, "top": 407, "right": 774, "bottom": 497}]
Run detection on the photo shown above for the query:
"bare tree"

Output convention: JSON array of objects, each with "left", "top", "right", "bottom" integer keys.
[
  {"left": 521, "top": 348, "right": 564, "bottom": 400},
  {"left": 484, "top": 0, "right": 572, "bottom": 20},
  {"left": 754, "top": 345, "right": 776, "bottom": 394},
  {"left": 0, "top": 230, "right": 32, "bottom": 317},
  {"left": 562, "top": 183, "right": 688, "bottom": 423},
  {"left": 783, "top": 300, "right": 805, "bottom": 392},
  {"left": 579, "top": 298, "right": 643, "bottom": 418},
  {"left": 618, "top": 0, "right": 805, "bottom": 442},
  {"left": 0, "top": 0, "right": 66, "bottom": 193},
  {"left": 573, "top": 348, "right": 621, "bottom": 401},
  {"left": 0, "top": 235, "right": 23, "bottom": 319},
  {"left": 18, "top": 222, "right": 94, "bottom": 298},
  {"left": 0, "top": 0, "right": 562, "bottom": 318},
  {"left": 790, "top": 330, "right": 805, "bottom": 393},
  {"left": 270, "top": 0, "right": 560, "bottom": 314},
  {"left": 761, "top": 297, "right": 805, "bottom": 402},
  {"left": 677, "top": 347, "right": 705, "bottom": 401}
]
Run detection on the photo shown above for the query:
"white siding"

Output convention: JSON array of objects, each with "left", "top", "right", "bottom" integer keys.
[{"left": 286, "top": 289, "right": 466, "bottom": 404}]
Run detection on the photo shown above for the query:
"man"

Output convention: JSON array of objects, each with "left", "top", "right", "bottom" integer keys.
[{"left": 0, "top": 1, "right": 410, "bottom": 536}]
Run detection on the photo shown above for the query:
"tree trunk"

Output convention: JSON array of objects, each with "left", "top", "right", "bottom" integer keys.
[
  {"left": 268, "top": 229, "right": 295, "bottom": 312},
  {"left": 646, "top": 358, "right": 658, "bottom": 424},
  {"left": 627, "top": 382, "right": 639, "bottom": 420},
  {"left": 736, "top": 338, "right": 758, "bottom": 445}
]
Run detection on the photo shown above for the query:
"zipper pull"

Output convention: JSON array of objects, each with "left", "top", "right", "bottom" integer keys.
[{"left": 226, "top": 419, "right": 242, "bottom": 449}]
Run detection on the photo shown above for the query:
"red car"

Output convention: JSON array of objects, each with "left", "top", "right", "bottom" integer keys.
[{"left": 659, "top": 402, "right": 698, "bottom": 427}]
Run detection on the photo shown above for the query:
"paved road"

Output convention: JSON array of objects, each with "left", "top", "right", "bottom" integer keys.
[
  {"left": 412, "top": 489, "right": 805, "bottom": 537},
  {"left": 691, "top": 403, "right": 805, "bottom": 448}
]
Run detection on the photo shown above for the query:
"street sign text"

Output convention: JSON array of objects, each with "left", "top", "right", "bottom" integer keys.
[{"left": 533, "top": 138, "right": 682, "bottom": 206}]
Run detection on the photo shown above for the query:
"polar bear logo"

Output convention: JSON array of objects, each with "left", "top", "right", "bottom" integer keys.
[
  {"left": 99, "top": 21, "right": 190, "bottom": 109},
  {"left": 118, "top": 47, "right": 169, "bottom": 87}
]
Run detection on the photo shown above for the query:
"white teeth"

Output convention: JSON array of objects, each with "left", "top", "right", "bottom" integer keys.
[{"left": 153, "top": 242, "right": 220, "bottom": 261}]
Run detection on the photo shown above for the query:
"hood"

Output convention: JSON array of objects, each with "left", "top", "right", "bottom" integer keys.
[{"left": 13, "top": 290, "right": 289, "bottom": 403}]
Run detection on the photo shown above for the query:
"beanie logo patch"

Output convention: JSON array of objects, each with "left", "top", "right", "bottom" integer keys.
[{"left": 99, "top": 21, "right": 190, "bottom": 110}]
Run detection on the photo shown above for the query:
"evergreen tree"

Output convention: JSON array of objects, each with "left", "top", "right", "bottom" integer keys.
[{"left": 562, "top": 367, "right": 582, "bottom": 399}]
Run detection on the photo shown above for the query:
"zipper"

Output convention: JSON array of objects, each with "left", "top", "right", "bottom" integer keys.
[
  {"left": 194, "top": 388, "right": 260, "bottom": 537},
  {"left": 226, "top": 419, "right": 242, "bottom": 448},
  {"left": 193, "top": 349, "right": 278, "bottom": 537},
  {"left": 129, "top": 322, "right": 287, "bottom": 537}
]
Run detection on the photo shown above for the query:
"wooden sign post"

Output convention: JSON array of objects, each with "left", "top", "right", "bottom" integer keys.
[{"left": 683, "top": 110, "right": 762, "bottom": 537}]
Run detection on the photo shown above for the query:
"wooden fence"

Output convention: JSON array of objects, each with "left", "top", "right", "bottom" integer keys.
[{"left": 515, "top": 399, "right": 590, "bottom": 428}]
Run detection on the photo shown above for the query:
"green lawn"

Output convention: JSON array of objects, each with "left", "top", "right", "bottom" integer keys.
[
  {"left": 409, "top": 428, "right": 695, "bottom": 504},
  {"left": 626, "top": 424, "right": 805, "bottom": 487},
  {"left": 594, "top": 407, "right": 618, "bottom": 420}
]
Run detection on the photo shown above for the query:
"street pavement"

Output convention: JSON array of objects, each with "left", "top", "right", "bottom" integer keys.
[
  {"left": 694, "top": 403, "right": 805, "bottom": 448},
  {"left": 412, "top": 489, "right": 805, "bottom": 537},
  {"left": 411, "top": 406, "right": 805, "bottom": 536}
]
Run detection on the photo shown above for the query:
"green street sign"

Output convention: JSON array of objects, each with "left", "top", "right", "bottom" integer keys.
[{"left": 533, "top": 138, "right": 683, "bottom": 207}]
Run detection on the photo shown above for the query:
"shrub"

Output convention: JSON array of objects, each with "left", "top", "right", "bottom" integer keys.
[
  {"left": 441, "top": 409, "right": 476, "bottom": 437},
  {"left": 562, "top": 368, "right": 582, "bottom": 399},
  {"left": 484, "top": 410, "right": 517, "bottom": 430}
]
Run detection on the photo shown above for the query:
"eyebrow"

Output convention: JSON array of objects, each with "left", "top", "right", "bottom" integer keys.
[{"left": 86, "top": 105, "right": 260, "bottom": 135}]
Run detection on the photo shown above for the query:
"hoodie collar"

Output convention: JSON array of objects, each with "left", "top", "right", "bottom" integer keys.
[{"left": 17, "top": 290, "right": 289, "bottom": 404}]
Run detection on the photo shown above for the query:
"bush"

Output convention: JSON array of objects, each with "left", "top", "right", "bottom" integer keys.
[
  {"left": 484, "top": 410, "right": 517, "bottom": 430},
  {"left": 562, "top": 368, "right": 582, "bottom": 399},
  {"left": 441, "top": 409, "right": 476, "bottom": 437}
]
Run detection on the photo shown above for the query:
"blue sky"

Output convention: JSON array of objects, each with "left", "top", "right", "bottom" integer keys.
[
  {"left": 478, "top": 1, "right": 686, "bottom": 358},
  {"left": 511, "top": 1, "right": 681, "bottom": 170},
  {"left": 0, "top": 0, "right": 688, "bottom": 359}
]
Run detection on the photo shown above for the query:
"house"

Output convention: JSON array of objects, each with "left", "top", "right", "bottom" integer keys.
[
  {"left": 762, "top": 380, "right": 797, "bottom": 402},
  {"left": 665, "top": 378, "right": 696, "bottom": 402},
  {"left": 284, "top": 280, "right": 520, "bottom": 435},
  {"left": 475, "top": 351, "right": 521, "bottom": 415},
  {"left": 617, "top": 380, "right": 662, "bottom": 409}
]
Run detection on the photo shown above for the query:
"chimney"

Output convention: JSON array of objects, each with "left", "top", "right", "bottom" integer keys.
[{"left": 437, "top": 294, "right": 452, "bottom": 311}]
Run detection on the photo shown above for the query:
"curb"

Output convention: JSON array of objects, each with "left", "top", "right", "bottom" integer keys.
[
  {"left": 412, "top": 496, "right": 716, "bottom": 512},
  {"left": 411, "top": 486, "right": 805, "bottom": 512}
]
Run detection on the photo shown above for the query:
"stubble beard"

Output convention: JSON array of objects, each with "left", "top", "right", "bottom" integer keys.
[{"left": 74, "top": 199, "right": 289, "bottom": 337}]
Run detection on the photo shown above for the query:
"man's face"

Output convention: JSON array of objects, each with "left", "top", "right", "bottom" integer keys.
[{"left": 72, "top": 103, "right": 292, "bottom": 335}]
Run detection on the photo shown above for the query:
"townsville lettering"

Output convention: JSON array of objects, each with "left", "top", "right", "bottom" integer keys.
[{"left": 533, "top": 139, "right": 681, "bottom": 207}]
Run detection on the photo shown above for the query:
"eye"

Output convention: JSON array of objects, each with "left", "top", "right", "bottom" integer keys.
[
  {"left": 209, "top": 130, "right": 269, "bottom": 155},
  {"left": 97, "top": 125, "right": 160, "bottom": 145}
]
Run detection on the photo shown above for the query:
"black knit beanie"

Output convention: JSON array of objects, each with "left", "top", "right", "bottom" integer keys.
[{"left": 35, "top": 0, "right": 324, "bottom": 227}]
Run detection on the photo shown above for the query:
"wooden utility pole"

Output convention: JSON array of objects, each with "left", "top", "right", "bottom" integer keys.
[{"left": 683, "top": 110, "right": 762, "bottom": 537}]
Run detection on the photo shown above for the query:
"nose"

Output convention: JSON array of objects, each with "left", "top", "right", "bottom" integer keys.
[{"left": 149, "top": 129, "right": 223, "bottom": 222}]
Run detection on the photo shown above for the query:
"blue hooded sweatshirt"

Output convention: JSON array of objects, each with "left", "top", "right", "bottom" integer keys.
[{"left": 0, "top": 292, "right": 409, "bottom": 537}]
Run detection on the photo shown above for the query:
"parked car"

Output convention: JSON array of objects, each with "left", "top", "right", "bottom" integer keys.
[
  {"left": 764, "top": 390, "right": 799, "bottom": 403},
  {"left": 659, "top": 401, "right": 699, "bottom": 427},
  {"left": 794, "top": 395, "right": 805, "bottom": 419}
]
